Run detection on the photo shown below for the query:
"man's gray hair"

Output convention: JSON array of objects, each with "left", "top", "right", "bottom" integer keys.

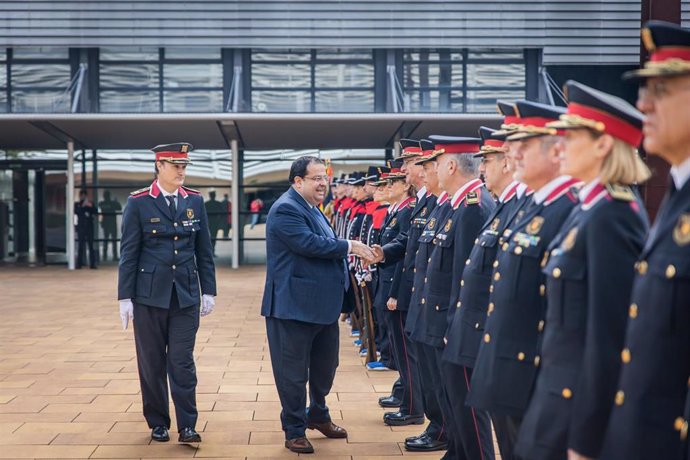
[{"left": 446, "top": 153, "right": 480, "bottom": 177}]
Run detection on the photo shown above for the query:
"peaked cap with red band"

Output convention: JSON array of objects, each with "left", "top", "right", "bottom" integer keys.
[
  {"left": 398, "top": 138, "right": 424, "bottom": 159},
  {"left": 420, "top": 135, "right": 481, "bottom": 162},
  {"left": 415, "top": 139, "right": 440, "bottom": 165},
  {"left": 497, "top": 100, "right": 523, "bottom": 132},
  {"left": 548, "top": 80, "right": 644, "bottom": 148},
  {"left": 152, "top": 142, "right": 193, "bottom": 164},
  {"left": 506, "top": 101, "right": 565, "bottom": 141},
  {"left": 475, "top": 126, "right": 508, "bottom": 157},
  {"left": 624, "top": 21, "right": 690, "bottom": 80}
]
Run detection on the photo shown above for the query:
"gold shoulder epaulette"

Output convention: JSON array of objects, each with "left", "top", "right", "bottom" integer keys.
[
  {"left": 605, "top": 184, "right": 635, "bottom": 202},
  {"left": 182, "top": 186, "right": 201, "bottom": 195},
  {"left": 466, "top": 192, "right": 479, "bottom": 205},
  {"left": 130, "top": 186, "right": 150, "bottom": 196}
]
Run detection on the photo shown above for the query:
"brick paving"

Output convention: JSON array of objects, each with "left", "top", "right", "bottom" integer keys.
[{"left": 0, "top": 265, "right": 457, "bottom": 459}]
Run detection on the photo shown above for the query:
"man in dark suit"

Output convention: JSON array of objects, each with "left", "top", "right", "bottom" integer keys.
[
  {"left": 118, "top": 142, "right": 216, "bottom": 444},
  {"left": 262, "top": 156, "right": 375, "bottom": 454}
]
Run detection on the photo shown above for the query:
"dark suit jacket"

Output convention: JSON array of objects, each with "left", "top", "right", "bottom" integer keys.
[{"left": 261, "top": 187, "right": 349, "bottom": 325}]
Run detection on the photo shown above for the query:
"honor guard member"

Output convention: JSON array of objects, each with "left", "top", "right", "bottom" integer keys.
[
  {"left": 516, "top": 81, "right": 650, "bottom": 460},
  {"left": 361, "top": 167, "right": 387, "bottom": 247},
  {"left": 346, "top": 172, "right": 369, "bottom": 242},
  {"left": 118, "top": 143, "right": 216, "bottom": 444},
  {"left": 405, "top": 144, "right": 454, "bottom": 453},
  {"left": 442, "top": 127, "right": 517, "bottom": 460},
  {"left": 417, "top": 136, "right": 496, "bottom": 460},
  {"left": 467, "top": 102, "right": 580, "bottom": 459},
  {"left": 600, "top": 21, "right": 690, "bottom": 460},
  {"left": 374, "top": 141, "right": 440, "bottom": 440}
]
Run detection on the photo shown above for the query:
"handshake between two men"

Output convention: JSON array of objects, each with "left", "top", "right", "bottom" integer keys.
[{"left": 348, "top": 241, "right": 386, "bottom": 266}]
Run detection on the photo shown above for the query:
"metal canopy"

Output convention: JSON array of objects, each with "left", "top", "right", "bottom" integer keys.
[{"left": 0, "top": 113, "right": 502, "bottom": 150}]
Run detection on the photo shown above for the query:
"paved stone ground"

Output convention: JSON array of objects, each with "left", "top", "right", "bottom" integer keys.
[{"left": 0, "top": 265, "right": 481, "bottom": 459}]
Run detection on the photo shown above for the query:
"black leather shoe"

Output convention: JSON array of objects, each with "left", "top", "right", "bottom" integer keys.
[
  {"left": 178, "top": 427, "right": 202, "bottom": 443},
  {"left": 405, "top": 432, "right": 427, "bottom": 443},
  {"left": 151, "top": 426, "right": 169, "bottom": 442},
  {"left": 378, "top": 396, "right": 402, "bottom": 408},
  {"left": 405, "top": 435, "right": 448, "bottom": 452},
  {"left": 383, "top": 412, "right": 425, "bottom": 426}
]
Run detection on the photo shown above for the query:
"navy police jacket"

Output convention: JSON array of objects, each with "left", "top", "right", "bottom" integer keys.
[
  {"left": 516, "top": 183, "right": 648, "bottom": 460},
  {"left": 418, "top": 180, "right": 495, "bottom": 349},
  {"left": 467, "top": 177, "right": 580, "bottom": 417},
  {"left": 600, "top": 177, "right": 690, "bottom": 460},
  {"left": 118, "top": 180, "right": 216, "bottom": 309},
  {"left": 443, "top": 185, "right": 522, "bottom": 368},
  {"left": 261, "top": 187, "right": 349, "bottom": 325}
]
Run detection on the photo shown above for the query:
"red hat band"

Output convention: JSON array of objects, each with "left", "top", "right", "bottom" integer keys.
[
  {"left": 484, "top": 139, "right": 505, "bottom": 148},
  {"left": 434, "top": 144, "right": 480, "bottom": 154},
  {"left": 156, "top": 151, "right": 189, "bottom": 161},
  {"left": 402, "top": 147, "right": 422, "bottom": 155},
  {"left": 567, "top": 103, "right": 643, "bottom": 147},
  {"left": 650, "top": 47, "right": 690, "bottom": 63},
  {"left": 518, "top": 116, "right": 556, "bottom": 128}
]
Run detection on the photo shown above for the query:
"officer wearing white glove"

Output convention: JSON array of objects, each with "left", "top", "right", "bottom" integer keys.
[
  {"left": 201, "top": 294, "right": 215, "bottom": 317},
  {"left": 120, "top": 299, "right": 134, "bottom": 330}
]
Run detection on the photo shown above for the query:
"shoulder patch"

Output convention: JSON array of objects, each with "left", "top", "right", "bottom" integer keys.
[
  {"left": 130, "top": 186, "right": 150, "bottom": 197},
  {"left": 182, "top": 186, "right": 201, "bottom": 196},
  {"left": 605, "top": 184, "right": 635, "bottom": 202},
  {"left": 465, "top": 191, "right": 479, "bottom": 206}
]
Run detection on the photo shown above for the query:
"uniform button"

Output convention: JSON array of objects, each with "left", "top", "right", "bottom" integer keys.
[
  {"left": 637, "top": 260, "right": 648, "bottom": 275},
  {"left": 666, "top": 264, "right": 677, "bottom": 279},
  {"left": 502, "top": 243, "right": 509, "bottom": 251},
  {"left": 621, "top": 348, "right": 631, "bottom": 363},
  {"left": 488, "top": 302, "right": 494, "bottom": 313},
  {"left": 514, "top": 246, "right": 523, "bottom": 255},
  {"left": 428, "top": 257, "right": 431, "bottom": 263},
  {"left": 517, "top": 352, "right": 525, "bottom": 361},
  {"left": 538, "top": 320, "right": 545, "bottom": 332},
  {"left": 141, "top": 268, "right": 145, "bottom": 272},
  {"left": 457, "top": 301, "right": 461, "bottom": 308},
  {"left": 629, "top": 303, "right": 638, "bottom": 319},
  {"left": 412, "top": 287, "right": 415, "bottom": 292},
  {"left": 489, "top": 285, "right": 494, "bottom": 293},
  {"left": 494, "top": 272, "right": 501, "bottom": 281},
  {"left": 174, "top": 222, "right": 178, "bottom": 227},
  {"left": 483, "top": 333, "right": 491, "bottom": 343},
  {"left": 172, "top": 265, "right": 176, "bottom": 270},
  {"left": 675, "top": 417, "right": 686, "bottom": 432},
  {"left": 435, "top": 305, "right": 440, "bottom": 311},
  {"left": 422, "top": 298, "right": 426, "bottom": 304},
  {"left": 562, "top": 388, "right": 572, "bottom": 399},
  {"left": 402, "top": 268, "right": 406, "bottom": 272},
  {"left": 475, "top": 322, "right": 480, "bottom": 329},
  {"left": 534, "top": 355, "right": 541, "bottom": 367},
  {"left": 465, "top": 258, "right": 471, "bottom": 265},
  {"left": 460, "top": 279, "right": 464, "bottom": 287},
  {"left": 174, "top": 250, "right": 178, "bottom": 255},
  {"left": 414, "top": 268, "right": 417, "bottom": 273},
  {"left": 552, "top": 268, "right": 561, "bottom": 278},
  {"left": 493, "top": 260, "right": 499, "bottom": 268},
  {"left": 540, "top": 284, "right": 546, "bottom": 296},
  {"left": 174, "top": 236, "right": 179, "bottom": 241},
  {"left": 424, "top": 277, "right": 427, "bottom": 283},
  {"left": 152, "top": 229, "right": 157, "bottom": 234},
  {"left": 615, "top": 390, "right": 625, "bottom": 406},
  {"left": 474, "top": 238, "right": 479, "bottom": 244}
]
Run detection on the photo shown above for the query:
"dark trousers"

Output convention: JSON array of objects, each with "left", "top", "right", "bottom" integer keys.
[
  {"left": 266, "top": 317, "right": 340, "bottom": 440},
  {"left": 102, "top": 226, "right": 118, "bottom": 260},
  {"left": 133, "top": 290, "right": 200, "bottom": 430},
  {"left": 374, "top": 306, "right": 393, "bottom": 368},
  {"left": 77, "top": 229, "right": 96, "bottom": 268},
  {"left": 441, "top": 361, "right": 495, "bottom": 460},
  {"left": 415, "top": 342, "right": 450, "bottom": 443},
  {"left": 491, "top": 413, "right": 523, "bottom": 460},
  {"left": 386, "top": 309, "right": 424, "bottom": 416}
]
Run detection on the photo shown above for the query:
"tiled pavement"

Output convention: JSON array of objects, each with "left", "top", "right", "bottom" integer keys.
[{"left": 0, "top": 265, "right": 481, "bottom": 460}]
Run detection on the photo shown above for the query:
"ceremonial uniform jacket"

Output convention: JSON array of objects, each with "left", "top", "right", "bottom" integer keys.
[
  {"left": 516, "top": 183, "right": 648, "bottom": 460},
  {"left": 408, "top": 193, "right": 452, "bottom": 342},
  {"left": 443, "top": 184, "right": 522, "bottom": 368},
  {"left": 418, "top": 181, "right": 495, "bottom": 349},
  {"left": 467, "top": 178, "right": 580, "bottom": 416},
  {"left": 600, "top": 177, "right": 690, "bottom": 460},
  {"left": 118, "top": 181, "right": 217, "bottom": 309}
]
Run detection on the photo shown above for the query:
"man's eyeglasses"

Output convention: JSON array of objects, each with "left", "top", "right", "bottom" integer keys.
[
  {"left": 638, "top": 80, "right": 690, "bottom": 101},
  {"left": 302, "top": 175, "right": 329, "bottom": 183}
]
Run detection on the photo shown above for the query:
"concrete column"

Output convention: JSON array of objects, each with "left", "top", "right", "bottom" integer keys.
[
  {"left": 67, "top": 140, "right": 75, "bottom": 270},
  {"left": 231, "top": 139, "right": 240, "bottom": 269}
]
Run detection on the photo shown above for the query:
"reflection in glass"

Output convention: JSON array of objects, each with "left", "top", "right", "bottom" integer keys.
[
  {"left": 251, "top": 63, "right": 311, "bottom": 88},
  {"left": 0, "top": 93, "right": 7, "bottom": 113},
  {"left": 315, "top": 64, "right": 374, "bottom": 88},
  {"left": 252, "top": 91, "right": 311, "bottom": 112},
  {"left": 164, "top": 64, "right": 222, "bottom": 88},
  {"left": 165, "top": 48, "right": 221, "bottom": 60},
  {"left": 100, "top": 91, "right": 160, "bottom": 112},
  {"left": 163, "top": 91, "right": 223, "bottom": 112},
  {"left": 466, "top": 63, "right": 525, "bottom": 88},
  {"left": 11, "top": 64, "right": 71, "bottom": 87},
  {"left": 467, "top": 90, "right": 524, "bottom": 113},
  {"left": 100, "top": 48, "right": 159, "bottom": 61},
  {"left": 405, "top": 90, "right": 441, "bottom": 112},
  {"left": 100, "top": 64, "right": 159, "bottom": 88},
  {"left": 316, "top": 49, "right": 373, "bottom": 60},
  {"left": 12, "top": 47, "right": 69, "bottom": 59},
  {"left": 12, "top": 90, "right": 70, "bottom": 112},
  {"left": 252, "top": 50, "right": 311, "bottom": 61},
  {"left": 315, "top": 91, "right": 374, "bottom": 112}
]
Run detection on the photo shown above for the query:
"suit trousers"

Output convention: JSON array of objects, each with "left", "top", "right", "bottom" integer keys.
[
  {"left": 415, "top": 342, "right": 451, "bottom": 444},
  {"left": 133, "top": 289, "right": 200, "bottom": 431},
  {"left": 266, "top": 317, "right": 340, "bottom": 440},
  {"left": 386, "top": 309, "right": 424, "bottom": 416},
  {"left": 491, "top": 414, "right": 523, "bottom": 460},
  {"left": 441, "top": 361, "right": 495, "bottom": 460}
]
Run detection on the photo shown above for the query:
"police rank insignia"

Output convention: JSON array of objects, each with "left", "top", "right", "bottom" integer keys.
[
  {"left": 390, "top": 218, "right": 397, "bottom": 227},
  {"left": 421, "top": 208, "right": 427, "bottom": 217},
  {"left": 673, "top": 213, "right": 690, "bottom": 246},
  {"left": 490, "top": 218, "right": 500, "bottom": 231},
  {"left": 561, "top": 228, "right": 578, "bottom": 251},
  {"left": 428, "top": 218, "right": 436, "bottom": 230},
  {"left": 444, "top": 219, "right": 453, "bottom": 232},
  {"left": 526, "top": 216, "right": 544, "bottom": 235},
  {"left": 186, "top": 208, "right": 194, "bottom": 219}
]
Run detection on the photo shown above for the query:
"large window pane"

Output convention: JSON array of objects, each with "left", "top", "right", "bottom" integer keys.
[
  {"left": 252, "top": 50, "right": 311, "bottom": 61},
  {"left": 12, "top": 90, "right": 70, "bottom": 112},
  {"left": 251, "top": 63, "right": 310, "bottom": 88},
  {"left": 252, "top": 91, "right": 311, "bottom": 112},
  {"left": 11, "top": 64, "right": 71, "bottom": 87},
  {"left": 0, "top": 93, "right": 7, "bottom": 112},
  {"left": 315, "top": 91, "right": 373, "bottom": 112},
  {"left": 100, "top": 64, "right": 159, "bottom": 88},
  {"left": 466, "top": 63, "right": 525, "bottom": 88},
  {"left": 164, "top": 90, "right": 223, "bottom": 112},
  {"left": 164, "top": 64, "right": 222, "bottom": 88},
  {"left": 405, "top": 90, "right": 441, "bottom": 112},
  {"left": 315, "top": 64, "right": 373, "bottom": 88},
  {"left": 165, "top": 48, "right": 221, "bottom": 60},
  {"left": 316, "top": 49, "right": 372, "bottom": 60},
  {"left": 100, "top": 91, "right": 160, "bottom": 112},
  {"left": 12, "top": 47, "right": 69, "bottom": 59},
  {"left": 467, "top": 90, "right": 524, "bottom": 113},
  {"left": 100, "top": 48, "right": 159, "bottom": 61}
]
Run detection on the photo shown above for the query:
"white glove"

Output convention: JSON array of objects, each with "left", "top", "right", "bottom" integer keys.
[
  {"left": 201, "top": 294, "right": 215, "bottom": 317},
  {"left": 119, "top": 299, "right": 134, "bottom": 330}
]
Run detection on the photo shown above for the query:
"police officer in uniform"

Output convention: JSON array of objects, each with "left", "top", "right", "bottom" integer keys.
[
  {"left": 75, "top": 189, "right": 97, "bottom": 269},
  {"left": 516, "top": 82, "right": 650, "bottom": 460},
  {"left": 467, "top": 102, "right": 581, "bottom": 459},
  {"left": 118, "top": 143, "right": 217, "bottom": 443},
  {"left": 601, "top": 21, "right": 690, "bottom": 460}
]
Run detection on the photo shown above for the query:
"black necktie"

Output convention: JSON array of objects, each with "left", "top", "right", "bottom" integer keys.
[{"left": 166, "top": 195, "right": 176, "bottom": 218}]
